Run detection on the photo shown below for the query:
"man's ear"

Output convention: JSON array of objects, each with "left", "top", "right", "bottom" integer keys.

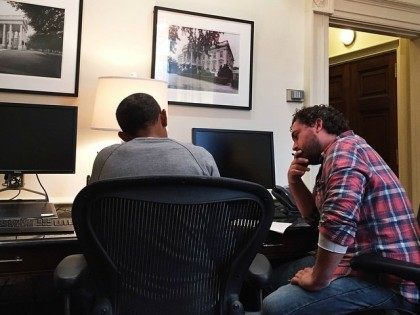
[
  {"left": 314, "top": 118, "right": 323, "bottom": 132},
  {"left": 118, "top": 131, "right": 133, "bottom": 142},
  {"left": 160, "top": 109, "right": 168, "bottom": 128}
]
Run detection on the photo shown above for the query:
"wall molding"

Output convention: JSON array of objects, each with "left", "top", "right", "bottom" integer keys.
[
  {"left": 350, "top": 0, "right": 420, "bottom": 13},
  {"left": 330, "top": 0, "right": 420, "bottom": 37},
  {"left": 329, "top": 39, "right": 399, "bottom": 65},
  {"left": 312, "top": 0, "right": 335, "bottom": 15}
]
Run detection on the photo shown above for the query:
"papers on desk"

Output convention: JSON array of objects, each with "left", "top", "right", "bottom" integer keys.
[
  {"left": 41, "top": 213, "right": 55, "bottom": 217},
  {"left": 270, "top": 222, "right": 292, "bottom": 234}
]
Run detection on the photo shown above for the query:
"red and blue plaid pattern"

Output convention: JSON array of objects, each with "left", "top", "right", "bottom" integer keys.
[{"left": 314, "top": 130, "right": 420, "bottom": 303}]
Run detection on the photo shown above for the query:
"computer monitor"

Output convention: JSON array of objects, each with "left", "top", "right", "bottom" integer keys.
[
  {"left": 0, "top": 102, "right": 78, "bottom": 218},
  {"left": 192, "top": 128, "right": 276, "bottom": 189}
]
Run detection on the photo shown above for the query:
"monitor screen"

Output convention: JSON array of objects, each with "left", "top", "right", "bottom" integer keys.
[
  {"left": 192, "top": 128, "right": 275, "bottom": 188},
  {"left": 0, "top": 102, "right": 78, "bottom": 174}
]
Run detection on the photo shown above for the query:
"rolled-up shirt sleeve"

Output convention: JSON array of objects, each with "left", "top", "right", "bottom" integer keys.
[{"left": 318, "top": 142, "right": 369, "bottom": 247}]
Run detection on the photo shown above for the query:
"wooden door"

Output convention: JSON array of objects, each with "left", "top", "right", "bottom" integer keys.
[{"left": 329, "top": 52, "right": 398, "bottom": 175}]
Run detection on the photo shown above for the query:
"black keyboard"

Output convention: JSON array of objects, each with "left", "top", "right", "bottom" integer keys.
[{"left": 0, "top": 217, "right": 74, "bottom": 235}]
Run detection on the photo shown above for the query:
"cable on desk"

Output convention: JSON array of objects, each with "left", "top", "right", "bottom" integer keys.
[
  {"left": 10, "top": 190, "right": 21, "bottom": 200},
  {"left": 36, "top": 174, "right": 49, "bottom": 202}
]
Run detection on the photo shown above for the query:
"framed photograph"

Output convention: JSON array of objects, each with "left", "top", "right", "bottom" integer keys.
[
  {"left": 152, "top": 6, "right": 254, "bottom": 110},
  {"left": 0, "top": 0, "right": 83, "bottom": 96}
]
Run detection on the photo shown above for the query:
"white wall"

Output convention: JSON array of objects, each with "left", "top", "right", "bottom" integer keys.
[{"left": 0, "top": 0, "right": 306, "bottom": 202}]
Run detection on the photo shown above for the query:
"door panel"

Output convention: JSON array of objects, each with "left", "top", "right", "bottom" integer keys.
[
  {"left": 329, "top": 51, "right": 398, "bottom": 175},
  {"left": 329, "top": 64, "right": 351, "bottom": 119}
]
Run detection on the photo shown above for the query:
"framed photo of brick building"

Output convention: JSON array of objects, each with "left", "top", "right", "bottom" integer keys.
[
  {"left": 152, "top": 6, "right": 254, "bottom": 110},
  {"left": 0, "top": 0, "right": 83, "bottom": 96}
]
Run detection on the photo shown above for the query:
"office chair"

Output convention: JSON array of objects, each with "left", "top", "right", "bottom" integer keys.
[
  {"left": 54, "top": 176, "right": 274, "bottom": 315},
  {"left": 350, "top": 205, "right": 420, "bottom": 315},
  {"left": 349, "top": 253, "right": 419, "bottom": 315}
]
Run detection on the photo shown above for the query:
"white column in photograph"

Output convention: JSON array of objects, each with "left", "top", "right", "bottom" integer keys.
[
  {"left": 2, "top": 24, "right": 6, "bottom": 48},
  {"left": 7, "top": 24, "right": 12, "bottom": 49},
  {"left": 18, "top": 24, "right": 22, "bottom": 50}
]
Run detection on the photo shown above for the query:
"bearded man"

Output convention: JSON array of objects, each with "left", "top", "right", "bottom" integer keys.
[{"left": 263, "top": 105, "right": 419, "bottom": 314}]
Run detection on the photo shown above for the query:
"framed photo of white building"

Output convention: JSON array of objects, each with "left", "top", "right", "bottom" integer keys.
[
  {"left": 152, "top": 6, "right": 254, "bottom": 110},
  {"left": 0, "top": 0, "right": 83, "bottom": 96}
]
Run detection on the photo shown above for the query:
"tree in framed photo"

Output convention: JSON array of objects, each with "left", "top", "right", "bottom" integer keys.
[
  {"left": 9, "top": 1, "right": 64, "bottom": 52},
  {"left": 1, "top": 1, "right": 64, "bottom": 78},
  {"left": 0, "top": 0, "right": 83, "bottom": 96},
  {"left": 166, "top": 25, "right": 238, "bottom": 94}
]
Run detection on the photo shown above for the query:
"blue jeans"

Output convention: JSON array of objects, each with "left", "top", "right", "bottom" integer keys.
[{"left": 263, "top": 257, "right": 416, "bottom": 314}]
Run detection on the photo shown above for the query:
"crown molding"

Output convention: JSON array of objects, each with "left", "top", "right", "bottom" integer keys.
[
  {"left": 312, "top": 0, "right": 335, "bottom": 15},
  {"left": 350, "top": 0, "right": 420, "bottom": 13},
  {"left": 329, "top": 39, "right": 399, "bottom": 65},
  {"left": 329, "top": 0, "right": 420, "bottom": 37}
]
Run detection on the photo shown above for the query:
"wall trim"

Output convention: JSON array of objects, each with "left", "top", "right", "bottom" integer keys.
[
  {"left": 329, "top": 39, "right": 399, "bottom": 65},
  {"left": 350, "top": 0, "right": 420, "bottom": 13},
  {"left": 331, "top": 0, "right": 420, "bottom": 37}
]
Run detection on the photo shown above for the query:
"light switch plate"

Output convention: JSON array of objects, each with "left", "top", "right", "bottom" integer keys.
[{"left": 286, "top": 89, "right": 304, "bottom": 102}]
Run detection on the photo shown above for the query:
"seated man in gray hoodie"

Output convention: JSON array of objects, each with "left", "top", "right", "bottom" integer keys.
[
  {"left": 75, "top": 93, "right": 220, "bottom": 314},
  {"left": 90, "top": 93, "right": 219, "bottom": 182}
]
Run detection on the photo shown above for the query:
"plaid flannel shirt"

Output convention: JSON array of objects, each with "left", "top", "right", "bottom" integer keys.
[{"left": 313, "top": 130, "right": 420, "bottom": 304}]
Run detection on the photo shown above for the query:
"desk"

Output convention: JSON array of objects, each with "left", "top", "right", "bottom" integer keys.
[
  {"left": 0, "top": 204, "right": 79, "bottom": 311},
  {"left": 0, "top": 204, "right": 79, "bottom": 275},
  {"left": 261, "top": 224, "right": 318, "bottom": 262},
  {"left": 0, "top": 204, "right": 318, "bottom": 272},
  {"left": 0, "top": 204, "right": 317, "bottom": 311}
]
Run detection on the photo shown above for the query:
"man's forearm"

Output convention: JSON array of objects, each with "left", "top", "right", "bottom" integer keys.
[
  {"left": 312, "top": 247, "right": 344, "bottom": 286},
  {"left": 288, "top": 178, "right": 317, "bottom": 218},
  {"left": 290, "top": 246, "right": 344, "bottom": 291}
]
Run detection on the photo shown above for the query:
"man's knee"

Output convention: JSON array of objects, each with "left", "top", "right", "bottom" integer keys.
[
  {"left": 262, "top": 292, "right": 279, "bottom": 315},
  {"left": 262, "top": 285, "right": 296, "bottom": 315}
]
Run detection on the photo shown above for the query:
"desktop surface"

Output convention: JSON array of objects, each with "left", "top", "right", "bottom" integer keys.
[{"left": 0, "top": 201, "right": 57, "bottom": 220}]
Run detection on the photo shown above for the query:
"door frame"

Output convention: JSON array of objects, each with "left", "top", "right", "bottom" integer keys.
[{"left": 304, "top": 0, "right": 420, "bottom": 211}]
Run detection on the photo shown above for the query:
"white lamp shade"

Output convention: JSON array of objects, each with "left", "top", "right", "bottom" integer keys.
[{"left": 91, "top": 77, "right": 168, "bottom": 131}]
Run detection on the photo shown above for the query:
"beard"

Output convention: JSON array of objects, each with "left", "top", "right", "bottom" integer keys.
[{"left": 301, "top": 133, "right": 323, "bottom": 165}]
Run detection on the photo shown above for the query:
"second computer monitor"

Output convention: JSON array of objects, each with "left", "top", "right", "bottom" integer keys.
[{"left": 192, "top": 128, "right": 275, "bottom": 189}]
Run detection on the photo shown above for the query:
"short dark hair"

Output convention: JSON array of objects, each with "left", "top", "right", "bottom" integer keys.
[
  {"left": 116, "top": 93, "right": 161, "bottom": 134},
  {"left": 292, "top": 105, "right": 350, "bottom": 135}
]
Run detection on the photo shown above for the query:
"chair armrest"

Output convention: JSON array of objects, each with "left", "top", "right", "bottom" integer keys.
[
  {"left": 54, "top": 254, "right": 88, "bottom": 292},
  {"left": 247, "top": 253, "right": 273, "bottom": 288},
  {"left": 351, "top": 253, "right": 420, "bottom": 285}
]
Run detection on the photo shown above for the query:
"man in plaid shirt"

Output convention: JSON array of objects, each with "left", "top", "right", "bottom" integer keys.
[{"left": 263, "top": 105, "right": 419, "bottom": 314}]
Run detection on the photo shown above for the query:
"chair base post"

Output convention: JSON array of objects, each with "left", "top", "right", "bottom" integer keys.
[{"left": 64, "top": 294, "right": 71, "bottom": 315}]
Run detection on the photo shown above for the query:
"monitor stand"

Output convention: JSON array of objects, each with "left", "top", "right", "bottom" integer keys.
[{"left": 0, "top": 201, "right": 57, "bottom": 220}]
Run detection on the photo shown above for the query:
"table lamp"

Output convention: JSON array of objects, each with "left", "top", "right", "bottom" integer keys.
[{"left": 91, "top": 76, "right": 168, "bottom": 131}]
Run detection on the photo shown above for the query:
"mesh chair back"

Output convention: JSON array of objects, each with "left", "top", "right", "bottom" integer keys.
[{"left": 72, "top": 176, "right": 273, "bottom": 315}]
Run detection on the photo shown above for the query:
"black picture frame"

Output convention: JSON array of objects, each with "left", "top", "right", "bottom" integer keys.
[
  {"left": 0, "top": 0, "right": 83, "bottom": 96},
  {"left": 152, "top": 6, "right": 254, "bottom": 110}
]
